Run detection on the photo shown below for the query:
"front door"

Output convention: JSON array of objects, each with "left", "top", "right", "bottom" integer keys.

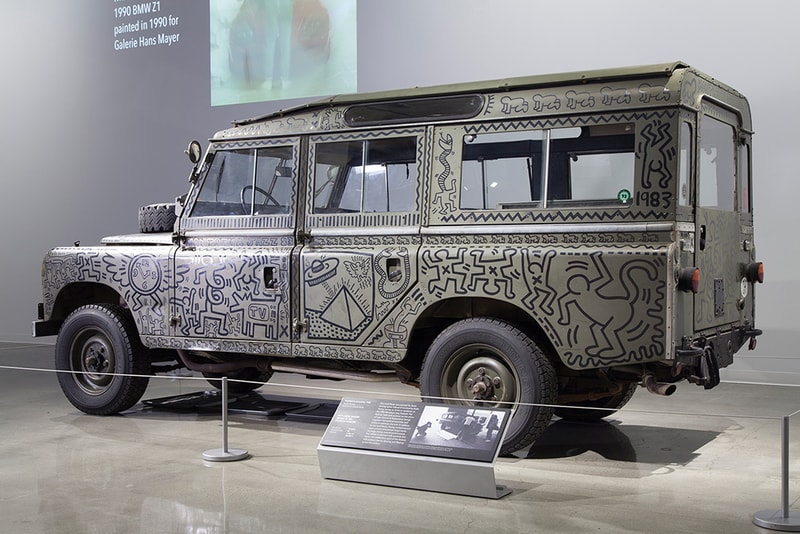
[{"left": 172, "top": 139, "right": 300, "bottom": 351}]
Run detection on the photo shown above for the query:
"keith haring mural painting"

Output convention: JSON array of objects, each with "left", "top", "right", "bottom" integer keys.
[
  {"left": 37, "top": 63, "right": 761, "bottom": 455},
  {"left": 419, "top": 244, "right": 666, "bottom": 370},
  {"left": 173, "top": 249, "right": 290, "bottom": 341},
  {"left": 301, "top": 244, "right": 417, "bottom": 344}
]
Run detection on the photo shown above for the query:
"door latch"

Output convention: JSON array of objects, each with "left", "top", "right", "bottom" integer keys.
[{"left": 293, "top": 318, "right": 307, "bottom": 333}]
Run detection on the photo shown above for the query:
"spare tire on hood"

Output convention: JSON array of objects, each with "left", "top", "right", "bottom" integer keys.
[{"left": 138, "top": 203, "right": 177, "bottom": 233}]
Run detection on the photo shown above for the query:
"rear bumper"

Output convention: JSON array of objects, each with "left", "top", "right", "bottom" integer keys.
[{"left": 675, "top": 326, "right": 762, "bottom": 388}]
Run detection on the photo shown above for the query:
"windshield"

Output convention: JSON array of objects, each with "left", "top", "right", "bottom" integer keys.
[{"left": 191, "top": 146, "right": 294, "bottom": 217}]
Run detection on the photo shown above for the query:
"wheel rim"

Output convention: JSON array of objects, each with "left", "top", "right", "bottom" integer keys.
[
  {"left": 68, "top": 327, "right": 116, "bottom": 396},
  {"left": 440, "top": 343, "right": 520, "bottom": 409}
]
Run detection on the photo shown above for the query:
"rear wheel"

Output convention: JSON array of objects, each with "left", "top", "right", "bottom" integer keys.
[
  {"left": 420, "top": 318, "right": 557, "bottom": 455},
  {"left": 554, "top": 383, "right": 638, "bottom": 421},
  {"left": 55, "top": 304, "right": 150, "bottom": 414}
]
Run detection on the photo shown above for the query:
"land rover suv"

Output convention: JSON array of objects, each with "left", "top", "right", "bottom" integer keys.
[{"left": 34, "top": 62, "right": 763, "bottom": 454}]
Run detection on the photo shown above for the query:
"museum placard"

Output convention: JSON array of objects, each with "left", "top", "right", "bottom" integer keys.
[{"left": 320, "top": 398, "right": 511, "bottom": 463}]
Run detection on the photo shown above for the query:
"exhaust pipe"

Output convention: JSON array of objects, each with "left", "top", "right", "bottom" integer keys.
[{"left": 642, "top": 373, "right": 677, "bottom": 396}]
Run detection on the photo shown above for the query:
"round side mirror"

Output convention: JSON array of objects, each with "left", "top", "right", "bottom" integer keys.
[{"left": 185, "top": 140, "right": 202, "bottom": 164}]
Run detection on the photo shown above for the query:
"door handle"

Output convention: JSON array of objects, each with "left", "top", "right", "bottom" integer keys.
[
  {"left": 699, "top": 224, "right": 707, "bottom": 251},
  {"left": 264, "top": 267, "right": 278, "bottom": 290},
  {"left": 386, "top": 258, "right": 402, "bottom": 282}
]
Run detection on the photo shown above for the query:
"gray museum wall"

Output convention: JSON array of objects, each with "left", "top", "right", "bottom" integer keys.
[{"left": 1, "top": 0, "right": 797, "bottom": 385}]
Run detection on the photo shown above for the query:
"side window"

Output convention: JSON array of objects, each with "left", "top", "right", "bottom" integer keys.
[
  {"left": 565, "top": 152, "right": 634, "bottom": 202},
  {"left": 251, "top": 146, "right": 293, "bottom": 215},
  {"left": 699, "top": 114, "right": 736, "bottom": 211},
  {"left": 313, "top": 136, "right": 417, "bottom": 214},
  {"left": 738, "top": 142, "right": 751, "bottom": 213},
  {"left": 192, "top": 146, "right": 294, "bottom": 217},
  {"left": 552, "top": 125, "right": 634, "bottom": 205},
  {"left": 678, "top": 122, "right": 693, "bottom": 206},
  {"left": 461, "top": 130, "right": 545, "bottom": 209},
  {"left": 459, "top": 123, "right": 635, "bottom": 210}
]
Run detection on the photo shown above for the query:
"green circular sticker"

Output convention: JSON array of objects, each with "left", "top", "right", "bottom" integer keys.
[{"left": 617, "top": 189, "right": 632, "bottom": 203}]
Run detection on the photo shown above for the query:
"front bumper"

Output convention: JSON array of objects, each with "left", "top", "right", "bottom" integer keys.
[{"left": 33, "top": 303, "right": 61, "bottom": 337}]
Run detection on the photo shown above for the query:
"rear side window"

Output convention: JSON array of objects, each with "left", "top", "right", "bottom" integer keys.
[
  {"left": 459, "top": 123, "right": 635, "bottom": 210},
  {"left": 738, "top": 142, "right": 751, "bottom": 213},
  {"left": 461, "top": 130, "right": 546, "bottom": 210},
  {"left": 678, "top": 122, "right": 693, "bottom": 206}
]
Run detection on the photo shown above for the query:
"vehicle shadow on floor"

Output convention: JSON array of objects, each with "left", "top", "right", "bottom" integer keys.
[{"left": 521, "top": 418, "right": 721, "bottom": 465}]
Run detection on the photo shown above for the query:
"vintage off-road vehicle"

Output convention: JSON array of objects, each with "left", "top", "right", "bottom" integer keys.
[{"left": 35, "top": 62, "right": 763, "bottom": 453}]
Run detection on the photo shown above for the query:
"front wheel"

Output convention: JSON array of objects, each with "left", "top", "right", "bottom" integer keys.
[
  {"left": 419, "top": 318, "right": 557, "bottom": 455},
  {"left": 55, "top": 304, "right": 150, "bottom": 414}
]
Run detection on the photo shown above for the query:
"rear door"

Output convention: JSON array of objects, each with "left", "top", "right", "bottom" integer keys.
[
  {"left": 694, "top": 103, "right": 750, "bottom": 330},
  {"left": 297, "top": 130, "right": 423, "bottom": 349}
]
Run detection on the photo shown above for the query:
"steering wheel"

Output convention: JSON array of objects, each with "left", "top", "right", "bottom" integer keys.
[{"left": 240, "top": 185, "right": 280, "bottom": 213}]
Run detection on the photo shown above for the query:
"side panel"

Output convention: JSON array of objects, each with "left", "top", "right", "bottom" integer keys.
[
  {"left": 171, "top": 241, "right": 293, "bottom": 354},
  {"left": 416, "top": 238, "right": 671, "bottom": 369},
  {"left": 42, "top": 246, "right": 175, "bottom": 339},
  {"left": 421, "top": 110, "right": 680, "bottom": 369},
  {"left": 297, "top": 235, "right": 420, "bottom": 361}
]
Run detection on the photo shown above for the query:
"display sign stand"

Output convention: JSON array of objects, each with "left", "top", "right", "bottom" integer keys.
[{"left": 317, "top": 398, "right": 512, "bottom": 499}]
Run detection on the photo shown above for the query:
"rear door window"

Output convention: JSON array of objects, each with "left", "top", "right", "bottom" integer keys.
[{"left": 699, "top": 114, "right": 736, "bottom": 211}]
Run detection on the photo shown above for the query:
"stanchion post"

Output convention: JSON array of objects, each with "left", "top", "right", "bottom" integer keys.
[
  {"left": 753, "top": 415, "right": 800, "bottom": 531},
  {"left": 202, "top": 377, "right": 249, "bottom": 462}
]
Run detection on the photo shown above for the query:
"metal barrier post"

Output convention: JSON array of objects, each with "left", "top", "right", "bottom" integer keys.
[
  {"left": 753, "top": 415, "right": 800, "bottom": 531},
  {"left": 202, "top": 377, "right": 249, "bottom": 462}
]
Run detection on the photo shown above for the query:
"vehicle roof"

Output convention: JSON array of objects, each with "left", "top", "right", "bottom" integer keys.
[{"left": 232, "top": 61, "right": 691, "bottom": 127}]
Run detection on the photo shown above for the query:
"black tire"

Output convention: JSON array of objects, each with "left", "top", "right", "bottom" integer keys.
[
  {"left": 203, "top": 367, "right": 274, "bottom": 394},
  {"left": 55, "top": 304, "right": 150, "bottom": 414},
  {"left": 138, "top": 203, "right": 177, "bottom": 233},
  {"left": 420, "top": 318, "right": 557, "bottom": 455},
  {"left": 554, "top": 383, "right": 638, "bottom": 421}
]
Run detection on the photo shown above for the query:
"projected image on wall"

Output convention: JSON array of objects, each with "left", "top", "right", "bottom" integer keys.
[{"left": 210, "top": 0, "right": 357, "bottom": 106}]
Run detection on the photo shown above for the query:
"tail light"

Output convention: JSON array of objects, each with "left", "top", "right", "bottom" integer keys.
[
  {"left": 746, "top": 262, "right": 764, "bottom": 284},
  {"left": 678, "top": 267, "right": 701, "bottom": 293}
]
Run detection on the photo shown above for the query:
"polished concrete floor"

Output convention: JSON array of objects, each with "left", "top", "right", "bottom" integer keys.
[{"left": 1, "top": 341, "right": 798, "bottom": 533}]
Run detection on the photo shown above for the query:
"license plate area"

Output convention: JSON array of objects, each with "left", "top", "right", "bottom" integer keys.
[{"left": 714, "top": 278, "right": 724, "bottom": 317}]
